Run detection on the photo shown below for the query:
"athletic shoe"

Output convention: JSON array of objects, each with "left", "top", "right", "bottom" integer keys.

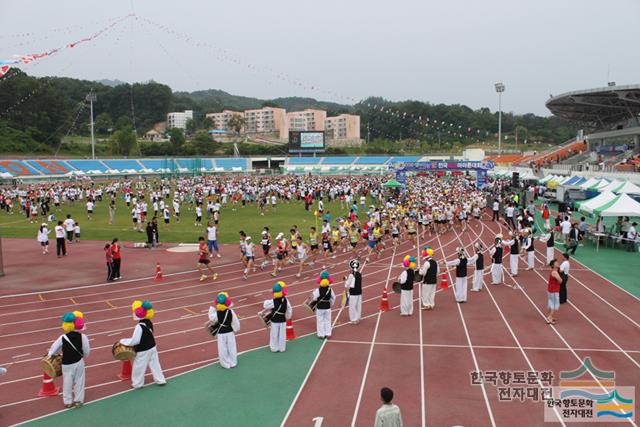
[
  {"left": 216, "top": 254, "right": 221, "bottom": 258},
  {"left": 212, "top": 273, "right": 218, "bottom": 281},
  {"left": 200, "top": 274, "right": 207, "bottom": 282}
]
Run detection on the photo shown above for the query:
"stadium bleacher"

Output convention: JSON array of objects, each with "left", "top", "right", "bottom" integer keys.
[
  {"left": 25, "top": 160, "right": 75, "bottom": 175},
  {"left": 65, "top": 160, "right": 109, "bottom": 173},
  {"left": 355, "top": 156, "right": 391, "bottom": 165},
  {"left": 322, "top": 157, "right": 357, "bottom": 165},
  {"left": 287, "top": 157, "right": 322, "bottom": 165},
  {"left": 215, "top": 158, "right": 247, "bottom": 171}
]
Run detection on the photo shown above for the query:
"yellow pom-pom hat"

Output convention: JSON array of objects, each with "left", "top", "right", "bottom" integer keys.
[
  {"left": 61, "top": 310, "right": 85, "bottom": 332},
  {"left": 132, "top": 300, "right": 154, "bottom": 320}
]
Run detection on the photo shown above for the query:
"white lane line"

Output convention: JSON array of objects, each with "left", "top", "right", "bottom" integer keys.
[
  {"left": 106, "top": 332, "right": 121, "bottom": 337},
  {"left": 416, "top": 230, "right": 426, "bottom": 427},
  {"left": 435, "top": 229, "right": 496, "bottom": 427},
  {"left": 456, "top": 224, "right": 565, "bottom": 425},
  {"left": 483, "top": 218, "right": 637, "bottom": 426},
  {"left": 349, "top": 247, "right": 397, "bottom": 427},
  {"left": 12, "top": 353, "right": 30, "bottom": 359}
]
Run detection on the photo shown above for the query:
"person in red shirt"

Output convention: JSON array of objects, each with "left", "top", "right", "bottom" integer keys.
[
  {"left": 110, "top": 238, "right": 122, "bottom": 280},
  {"left": 542, "top": 204, "right": 550, "bottom": 229},
  {"left": 546, "top": 259, "right": 562, "bottom": 324},
  {"left": 104, "top": 243, "right": 115, "bottom": 282},
  {"left": 197, "top": 236, "right": 217, "bottom": 282}
]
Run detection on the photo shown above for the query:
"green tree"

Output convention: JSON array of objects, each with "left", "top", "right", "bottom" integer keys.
[
  {"left": 95, "top": 112, "right": 113, "bottom": 135},
  {"left": 169, "top": 128, "right": 185, "bottom": 153},
  {"left": 228, "top": 114, "right": 246, "bottom": 135},
  {"left": 192, "top": 130, "right": 218, "bottom": 154},
  {"left": 202, "top": 116, "right": 214, "bottom": 129},
  {"left": 115, "top": 115, "right": 133, "bottom": 131},
  {"left": 185, "top": 118, "right": 197, "bottom": 135},
  {"left": 110, "top": 129, "right": 137, "bottom": 156}
]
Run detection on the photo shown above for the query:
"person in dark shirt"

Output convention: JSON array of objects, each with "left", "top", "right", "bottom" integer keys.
[
  {"left": 120, "top": 300, "right": 166, "bottom": 388},
  {"left": 47, "top": 311, "right": 91, "bottom": 408}
]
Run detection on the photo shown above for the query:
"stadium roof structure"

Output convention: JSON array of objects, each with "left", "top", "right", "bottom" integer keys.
[{"left": 546, "top": 84, "right": 640, "bottom": 128}]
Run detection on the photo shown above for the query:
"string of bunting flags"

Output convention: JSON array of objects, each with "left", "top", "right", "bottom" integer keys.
[
  {"left": 135, "top": 15, "right": 492, "bottom": 141},
  {"left": 1, "top": 13, "right": 494, "bottom": 141},
  {"left": 0, "top": 14, "right": 133, "bottom": 79}
]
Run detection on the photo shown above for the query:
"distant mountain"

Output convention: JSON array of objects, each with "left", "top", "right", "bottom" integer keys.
[{"left": 96, "top": 79, "right": 127, "bottom": 87}]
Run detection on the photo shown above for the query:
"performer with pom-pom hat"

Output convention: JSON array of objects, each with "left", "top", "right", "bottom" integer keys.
[
  {"left": 311, "top": 271, "right": 336, "bottom": 338},
  {"left": 470, "top": 242, "right": 485, "bottom": 292},
  {"left": 263, "top": 282, "right": 292, "bottom": 352},
  {"left": 490, "top": 234, "right": 504, "bottom": 285},
  {"left": 47, "top": 311, "right": 91, "bottom": 408},
  {"left": 445, "top": 247, "right": 471, "bottom": 303},
  {"left": 208, "top": 292, "right": 240, "bottom": 367},
  {"left": 120, "top": 300, "right": 166, "bottom": 388},
  {"left": 418, "top": 247, "right": 438, "bottom": 309},
  {"left": 345, "top": 259, "right": 362, "bottom": 324},
  {"left": 398, "top": 255, "right": 416, "bottom": 316}
]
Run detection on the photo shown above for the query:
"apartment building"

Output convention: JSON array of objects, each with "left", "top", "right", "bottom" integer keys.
[
  {"left": 244, "top": 107, "right": 287, "bottom": 138},
  {"left": 286, "top": 109, "right": 327, "bottom": 132},
  {"left": 205, "top": 110, "right": 244, "bottom": 132},
  {"left": 166, "top": 110, "right": 193, "bottom": 130},
  {"left": 325, "top": 114, "right": 360, "bottom": 139}
]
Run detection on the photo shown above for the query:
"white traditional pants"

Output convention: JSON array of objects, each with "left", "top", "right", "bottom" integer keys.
[
  {"left": 454, "top": 277, "right": 468, "bottom": 302},
  {"left": 217, "top": 332, "right": 238, "bottom": 368},
  {"left": 400, "top": 289, "right": 413, "bottom": 315},
  {"left": 269, "top": 322, "right": 286, "bottom": 352},
  {"left": 348, "top": 294, "right": 362, "bottom": 323},
  {"left": 527, "top": 251, "right": 535, "bottom": 269},
  {"left": 316, "top": 308, "right": 332, "bottom": 337},
  {"left": 421, "top": 283, "right": 436, "bottom": 308},
  {"left": 62, "top": 359, "right": 85, "bottom": 405},
  {"left": 131, "top": 347, "right": 166, "bottom": 388},
  {"left": 491, "top": 263, "right": 503, "bottom": 284},
  {"left": 472, "top": 270, "right": 484, "bottom": 291},
  {"left": 546, "top": 247, "right": 554, "bottom": 265},
  {"left": 509, "top": 255, "right": 519, "bottom": 275}
]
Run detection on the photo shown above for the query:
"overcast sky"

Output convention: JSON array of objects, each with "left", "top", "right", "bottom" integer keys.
[{"left": 2, "top": 0, "right": 639, "bottom": 116}]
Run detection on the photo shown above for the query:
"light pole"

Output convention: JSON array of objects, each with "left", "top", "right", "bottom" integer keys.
[
  {"left": 86, "top": 91, "right": 97, "bottom": 160},
  {"left": 495, "top": 82, "right": 505, "bottom": 155}
]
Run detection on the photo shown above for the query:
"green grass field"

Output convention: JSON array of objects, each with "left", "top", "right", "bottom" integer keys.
[{"left": 0, "top": 196, "right": 372, "bottom": 244}]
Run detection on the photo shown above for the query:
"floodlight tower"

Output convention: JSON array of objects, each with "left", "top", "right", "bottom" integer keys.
[
  {"left": 86, "top": 91, "right": 97, "bottom": 160},
  {"left": 495, "top": 82, "right": 505, "bottom": 155}
]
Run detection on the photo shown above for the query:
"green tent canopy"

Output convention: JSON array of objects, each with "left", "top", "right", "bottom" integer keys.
[{"left": 383, "top": 178, "right": 403, "bottom": 188}]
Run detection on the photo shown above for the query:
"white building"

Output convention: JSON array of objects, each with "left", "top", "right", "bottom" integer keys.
[{"left": 167, "top": 110, "right": 194, "bottom": 130}]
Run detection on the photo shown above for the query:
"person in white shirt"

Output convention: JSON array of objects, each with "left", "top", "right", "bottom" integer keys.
[
  {"left": 270, "top": 194, "right": 277, "bottom": 212},
  {"left": 172, "top": 200, "right": 180, "bottom": 223},
  {"left": 120, "top": 300, "right": 167, "bottom": 388},
  {"left": 374, "top": 387, "right": 403, "bottom": 427},
  {"left": 194, "top": 205, "right": 202, "bottom": 226},
  {"left": 626, "top": 222, "right": 638, "bottom": 252},
  {"left": 419, "top": 249, "right": 438, "bottom": 308},
  {"left": 47, "top": 311, "right": 90, "bottom": 408},
  {"left": 208, "top": 292, "right": 240, "bottom": 368},
  {"left": 63, "top": 215, "right": 75, "bottom": 243},
  {"left": 37, "top": 223, "right": 50, "bottom": 254},
  {"left": 206, "top": 222, "right": 221, "bottom": 258},
  {"left": 560, "top": 216, "right": 572, "bottom": 246},
  {"left": 344, "top": 260, "right": 363, "bottom": 323},
  {"left": 262, "top": 283, "right": 292, "bottom": 352},
  {"left": 312, "top": 272, "right": 336, "bottom": 338},
  {"left": 54, "top": 221, "right": 66, "bottom": 257},
  {"left": 86, "top": 201, "right": 94, "bottom": 220}
]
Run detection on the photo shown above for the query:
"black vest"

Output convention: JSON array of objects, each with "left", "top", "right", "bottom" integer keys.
[
  {"left": 216, "top": 310, "right": 234, "bottom": 334},
  {"left": 317, "top": 287, "right": 333, "bottom": 310},
  {"left": 135, "top": 319, "right": 156, "bottom": 352},
  {"left": 476, "top": 253, "right": 484, "bottom": 270},
  {"left": 456, "top": 257, "right": 468, "bottom": 278},
  {"left": 401, "top": 268, "right": 415, "bottom": 291},
  {"left": 510, "top": 239, "right": 519, "bottom": 255},
  {"left": 493, "top": 246, "right": 503, "bottom": 264},
  {"left": 271, "top": 297, "right": 287, "bottom": 323},
  {"left": 526, "top": 238, "right": 535, "bottom": 252},
  {"left": 423, "top": 258, "right": 438, "bottom": 284},
  {"left": 61, "top": 331, "right": 83, "bottom": 365},
  {"left": 350, "top": 272, "right": 362, "bottom": 296},
  {"left": 547, "top": 232, "right": 554, "bottom": 248}
]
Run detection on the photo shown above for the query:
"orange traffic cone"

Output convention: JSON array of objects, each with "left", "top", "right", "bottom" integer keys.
[
  {"left": 154, "top": 263, "right": 163, "bottom": 281},
  {"left": 118, "top": 360, "right": 132, "bottom": 381},
  {"left": 440, "top": 272, "right": 448, "bottom": 289},
  {"left": 37, "top": 372, "right": 60, "bottom": 397},
  {"left": 286, "top": 319, "right": 296, "bottom": 341},
  {"left": 379, "top": 287, "right": 389, "bottom": 312}
]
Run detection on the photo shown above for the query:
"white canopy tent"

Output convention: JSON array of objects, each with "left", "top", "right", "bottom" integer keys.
[
  {"left": 579, "top": 177, "right": 601, "bottom": 189},
  {"left": 600, "top": 180, "right": 624, "bottom": 193},
  {"left": 593, "top": 193, "right": 640, "bottom": 217},
  {"left": 578, "top": 191, "right": 617, "bottom": 214},
  {"left": 613, "top": 181, "right": 640, "bottom": 195}
]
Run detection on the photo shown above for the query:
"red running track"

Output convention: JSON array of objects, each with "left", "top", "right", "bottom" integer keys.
[{"left": 1, "top": 215, "right": 639, "bottom": 426}]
